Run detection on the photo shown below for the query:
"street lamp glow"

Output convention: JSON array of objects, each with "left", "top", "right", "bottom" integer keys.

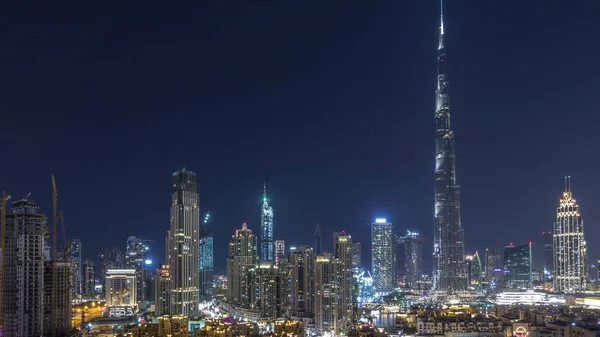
[
  {"left": 145, "top": 259, "right": 152, "bottom": 265},
  {"left": 375, "top": 218, "right": 387, "bottom": 223}
]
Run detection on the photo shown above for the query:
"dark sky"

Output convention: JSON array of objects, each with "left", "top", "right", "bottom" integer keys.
[{"left": 2, "top": 1, "right": 599, "bottom": 273}]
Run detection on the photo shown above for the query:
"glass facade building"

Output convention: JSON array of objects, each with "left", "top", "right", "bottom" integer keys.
[
  {"left": 503, "top": 243, "right": 532, "bottom": 289},
  {"left": 371, "top": 219, "right": 393, "bottom": 293}
]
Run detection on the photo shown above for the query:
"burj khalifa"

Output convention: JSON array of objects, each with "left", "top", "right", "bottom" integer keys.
[{"left": 432, "top": 0, "right": 467, "bottom": 292}]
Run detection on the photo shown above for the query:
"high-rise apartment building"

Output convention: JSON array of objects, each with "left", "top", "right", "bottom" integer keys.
[
  {"left": 260, "top": 184, "right": 274, "bottom": 261},
  {"left": 226, "top": 223, "right": 258, "bottom": 308},
  {"left": 401, "top": 230, "right": 424, "bottom": 286},
  {"left": 371, "top": 218, "right": 393, "bottom": 293},
  {"left": 333, "top": 232, "right": 354, "bottom": 329},
  {"left": 199, "top": 225, "right": 214, "bottom": 300},
  {"left": 252, "top": 261, "right": 285, "bottom": 318},
  {"left": 70, "top": 239, "right": 83, "bottom": 295},
  {"left": 155, "top": 264, "right": 172, "bottom": 316},
  {"left": 466, "top": 251, "right": 483, "bottom": 289},
  {"left": 484, "top": 249, "right": 500, "bottom": 283},
  {"left": 432, "top": 0, "right": 467, "bottom": 292},
  {"left": 313, "top": 223, "right": 322, "bottom": 255},
  {"left": 554, "top": 178, "right": 587, "bottom": 293},
  {"left": 289, "top": 245, "right": 315, "bottom": 318},
  {"left": 106, "top": 269, "right": 137, "bottom": 317},
  {"left": 314, "top": 254, "right": 337, "bottom": 335},
  {"left": 82, "top": 259, "right": 96, "bottom": 295},
  {"left": 167, "top": 168, "right": 200, "bottom": 316},
  {"left": 542, "top": 231, "right": 554, "bottom": 280},
  {"left": 2, "top": 199, "right": 47, "bottom": 337},
  {"left": 503, "top": 243, "right": 532, "bottom": 290}
]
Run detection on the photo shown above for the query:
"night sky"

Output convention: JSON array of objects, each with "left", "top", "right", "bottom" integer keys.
[{"left": 2, "top": 1, "right": 600, "bottom": 273}]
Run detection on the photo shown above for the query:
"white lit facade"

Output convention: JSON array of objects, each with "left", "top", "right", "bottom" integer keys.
[
  {"left": 553, "top": 178, "right": 587, "bottom": 293},
  {"left": 105, "top": 269, "right": 137, "bottom": 316},
  {"left": 371, "top": 218, "right": 393, "bottom": 293}
]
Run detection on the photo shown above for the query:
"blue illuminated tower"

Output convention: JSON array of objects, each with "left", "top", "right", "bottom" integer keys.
[
  {"left": 199, "top": 212, "right": 214, "bottom": 299},
  {"left": 432, "top": 0, "right": 467, "bottom": 292},
  {"left": 260, "top": 183, "right": 274, "bottom": 261}
]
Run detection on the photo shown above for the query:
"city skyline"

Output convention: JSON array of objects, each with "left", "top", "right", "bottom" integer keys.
[{"left": 2, "top": 1, "right": 600, "bottom": 274}]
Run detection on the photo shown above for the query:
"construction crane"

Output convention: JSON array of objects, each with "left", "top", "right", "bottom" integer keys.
[
  {"left": 0, "top": 191, "right": 11, "bottom": 332},
  {"left": 51, "top": 175, "right": 58, "bottom": 337}
]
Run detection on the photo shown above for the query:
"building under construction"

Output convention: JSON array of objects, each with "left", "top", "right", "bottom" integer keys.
[{"left": 43, "top": 260, "right": 72, "bottom": 336}]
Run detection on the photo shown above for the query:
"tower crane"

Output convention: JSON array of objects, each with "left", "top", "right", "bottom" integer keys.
[{"left": 0, "top": 191, "right": 11, "bottom": 332}]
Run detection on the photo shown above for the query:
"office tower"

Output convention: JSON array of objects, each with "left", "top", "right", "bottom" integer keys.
[
  {"left": 82, "top": 259, "right": 96, "bottom": 295},
  {"left": 351, "top": 242, "right": 361, "bottom": 268},
  {"left": 542, "top": 231, "right": 554, "bottom": 280},
  {"left": 554, "top": 177, "right": 587, "bottom": 293},
  {"left": 371, "top": 218, "right": 393, "bottom": 293},
  {"left": 126, "top": 236, "right": 146, "bottom": 302},
  {"left": 333, "top": 232, "right": 353, "bottom": 329},
  {"left": 275, "top": 240, "right": 286, "bottom": 259},
  {"left": 70, "top": 239, "right": 83, "bottom": 295},
  {"left": 167, "top": 168, "right": 201, "bottom": 316},
  {"left": 503, "top": 243, "right": 532, "bottom": 289},
  {"left": 401, "top": 230, "right": 424, "bottom": 287},
  {"left": 484, "top": 249, "right": 500, "bottom": 282},
  {"left": 226, "top": 222, "right": 258, "bottom": 308},
  {"left": 392, "top": 235, "right": 404, "bottom": 284},
  {"left": 155, "top": 265, "right": 172, "bottom": 316},
  {"left": 199, "top": 227, "right": 214, "bottom": 300},
  {"left": 289, "top": 245, "right": 315, "bottom": 318},
  {"left": 106, "top": 269, "right": 137, "bottom": 317},
  {"left": 466, "top": 252, "right": 483, "bottom": 288},
  {"left": 432, "top": 0, "right": 467, "bottom": 292},
  {"left": 314, "top": 254, "right": 336, "bottom": 335},
  {"left": 252, "top": 261, "right": 285, "bottom": 318},
  {"left": 99, "top": 248, "right": 124, "bottom": 289},
  {"left": 313, "top": 222, "right": 322, "bottom": 255},
  {"left": 260, "top": 183, "right": 275, "bottom": 261},
  {"left": 43, "top": 260, "right": 72, "bottom": 335},
  {"left": 2, "top": 199, "right": 47, "bottom": 337}
]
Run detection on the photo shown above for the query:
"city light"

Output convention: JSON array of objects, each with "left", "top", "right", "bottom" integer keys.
[
  {"left": 145, "top": 259, "right": 153, "bottom": 265},
  {"left": 375, "top": 218, "right": 387, "bottom": 223}
]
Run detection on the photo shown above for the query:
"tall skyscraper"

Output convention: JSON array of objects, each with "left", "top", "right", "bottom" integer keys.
[
  {"left": 226, "top": 222, "right": 258, "bottom": 308},
  {"left": 252, "top": 261, "right": 285, "bottom": 318},
  {"left": 554, "top": 177, "right": 587, "bottom": 293},
  {"left": 542, "top": 231, "right": 554, "bottom": 280},
  {"left": 69, "top": 239, "right": 83, "bottom": 295},
  {"left": 261, "top": 183, "right": 275, "bottom": 261},
  {"left": 351, "top": 242, "right": 361, "bottom": 268},
  {"left": 126, "top": 236, "right": 145, "bottom": 302},
  {"left": 167, "top": 168, "right": 200, "bottom": 316},
  {"left": 199, "top": 228, "right": 214, "bottom": 300},
  {"left": 314, "top": 254, "right": 336, "bottom": 335},
  {"left": 333, "top": 232, "right": 354, "bottom": 329},
  {"left": 313, "top": 222, "right": 322, "bottom": 255},
  {"left": 2, "top": 199, "right": 47, "bottom": 337},
  {"left": 289, "top": 245, "right": 315, "bottom": 318},
  {"left": 82, "top": 259, "right": 96, "bottom": 295},
  {"left": 99, "top": 247, "right": 124, "bottom": 288},
  {"left": 371, "top": 218, "right": 393, "bottom": 293},
  {"left": 401, "top": 230, "right": 424, "bottom": 287},
  {"left": 432, "top": 0, "right": 467, "bottom": 292},
  {"left": 484, "top": 248, "right": 500, "bottom": 282},
  {"left": 503, "top": 242, "right": 532, "bottom": 289}
]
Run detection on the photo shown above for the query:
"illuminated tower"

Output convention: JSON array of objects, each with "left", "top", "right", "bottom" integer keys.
[
  {"left": 199, "top": 212, "right": 214, "bottom": 300},
  {"left": 432, "top": 0, "right": 467, "bottom": 292},
  {"left": 69, "top": 239, "right": 82, "bottom": 294},
  {"left": 333, "top": 232, "right": 354, "bottom": 329},
  {"left": 542, "top": 231, "right": 554, "bottom": 280},
  {"left": 226, "top": 223, "right": 258, "bottom": 308},
  {"left": 261, "top": 183, "right": 274, "bottom": 261},
  {"left": 125, "top": 236, "right": 145, "bottom": 302},
  {"left": 167, "top": 168, "right": 200, "bottom": 316},
  {"left": 554, "top": 177, "right": 587, "bottom": 293},
  {"left": 371, "top": 218, "right": 393, "bottom": 293},
  {"left": 503, "top": 242, "right": 532, "bottom": 289}
]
